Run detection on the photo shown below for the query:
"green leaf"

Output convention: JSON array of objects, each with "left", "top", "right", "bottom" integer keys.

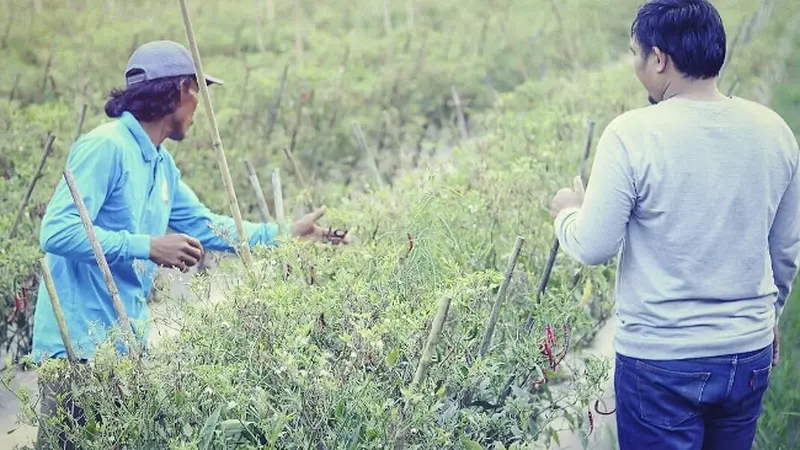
[
  {"left": 199, "top": 404, "right": 222, "bottom": 450},
  {"left": 386, "top": 347, "right": 401, "bottom": 367},
  {"left": 460, "top": 435, "right": 483, "bottom": 450}
]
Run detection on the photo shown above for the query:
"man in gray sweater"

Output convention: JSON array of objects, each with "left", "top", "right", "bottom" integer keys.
[{"left": 549, "top": 1, "right": 799, "bottom": 449}]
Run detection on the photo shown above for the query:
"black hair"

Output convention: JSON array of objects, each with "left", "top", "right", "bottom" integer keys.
[
  {"left": 631, "top": 0, "right": 726, "bottom": 79},
  {"left": 104, "top": 71, "right": 196, "bottom": 122}
]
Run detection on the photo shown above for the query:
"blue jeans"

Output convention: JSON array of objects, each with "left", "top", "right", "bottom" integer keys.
[{"left": 614, "top": 344, "right": 773, "bottom": 450}]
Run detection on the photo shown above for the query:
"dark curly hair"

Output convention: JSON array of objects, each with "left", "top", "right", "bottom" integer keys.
[{"left": 104, "top": 71, "right": 196, "bottom": 122}]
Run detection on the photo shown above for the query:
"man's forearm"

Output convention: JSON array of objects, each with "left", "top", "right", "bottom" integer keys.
[{"left": 40, "top": 216, "right": 151, "bottom": 264}]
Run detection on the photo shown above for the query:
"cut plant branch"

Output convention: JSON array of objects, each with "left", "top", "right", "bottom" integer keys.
[{"left": 179, "top": 0, "right": 253, "bottom": 267}]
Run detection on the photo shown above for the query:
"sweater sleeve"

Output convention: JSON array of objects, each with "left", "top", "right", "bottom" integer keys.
[
  {"left": 167, "top": 170, "right": 279, "bottom": 252},
  {"left": 769, "top": 147, "right": 800, "bottom": 327},
  {"left": 555, "top": 126, "right": 637, "bottom": 265},
  {"left": 39, "top": 136, "right": 152, "bottom": 264}
]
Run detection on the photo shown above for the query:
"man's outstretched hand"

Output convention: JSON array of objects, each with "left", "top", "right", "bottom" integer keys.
[
  {"left": 150, "top": 234, "right": 204, "bottom": 272},
  {"left": 290, "top": 206, "right": 352, "bottom": 245}
]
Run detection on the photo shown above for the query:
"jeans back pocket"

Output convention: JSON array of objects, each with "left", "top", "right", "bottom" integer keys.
[{"left": 635, "top": 360, "right": 711, "bottom": 430}]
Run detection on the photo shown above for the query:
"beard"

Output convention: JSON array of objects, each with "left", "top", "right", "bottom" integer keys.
[
  {"left": 168, "top": 117, "right": 189, "bottom": 141},
  {"left": 168, "top": 130, "right": 185, "bottom": 141}
]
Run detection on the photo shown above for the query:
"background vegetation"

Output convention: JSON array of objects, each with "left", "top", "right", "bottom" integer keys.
[{"left": 1, "top": 0, "right": 798, "bottom": 448}]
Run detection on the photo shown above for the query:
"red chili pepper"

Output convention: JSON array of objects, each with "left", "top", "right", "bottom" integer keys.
[
  {"left": 7, "top": 290, "right": 25, "bottom": 324},
  {"left": 588, "top": 410, "right": 595, "bottom": 435},
  {"left": 545, "top": 325, "right": 556, "bottom": 347}
]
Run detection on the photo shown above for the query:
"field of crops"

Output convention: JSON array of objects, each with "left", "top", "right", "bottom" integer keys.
[{"left": 1, "top": 0, "right": 799, "bottom": 448}]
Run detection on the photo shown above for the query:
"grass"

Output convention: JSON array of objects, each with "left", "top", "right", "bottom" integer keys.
[{"left": 754, "top": 32, "right": 800, "bottom": 449}]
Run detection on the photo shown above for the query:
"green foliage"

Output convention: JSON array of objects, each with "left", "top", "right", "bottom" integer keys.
[
  {"left": 1, "top": 0, "right": 799, "bottom": 448},
  {"left": 753, "top": 30, "right": 800, "bottom": 450}
]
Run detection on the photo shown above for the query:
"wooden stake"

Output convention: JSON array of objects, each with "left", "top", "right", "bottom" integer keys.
[
  {"left": 265, "top": 64, "right": 288, "bottom": 144},
  {"left": 244, "top": 157, "right": 273, "bottom": 222},
  {"left": 40, "top": 257, "right": 77, "bottom": 362},
  {"left": 62, "top": 169, "right": 138, "bottom": 355},
  {"left": 74, "top": 103, "right": 87, "bottom": 141},
  {"left": 178, "top": 0, "right": 253, "bottom": 267},
  {"left": 451, "top": 85, "right": 469, "bottom": 142},
  {"left": 271, "top": 168, "right": 286, "bottom": 234},
  {"left": 394, "top": 295, "right": 451, "bottom": 449},
  {"left": 7, "top": 134, "right": 55, "bottom": 239},
  {"left": 352, "top": 121, "right": 385, "bottom": 188},
  {"left": 412, "top": 296, "right": 451, "bottom": 387},
  {"left": 383, "top": 0, "right": 393, "bottom": 36},
  {"left": 479, "top": 236, "right": 524, "bottom": 358},
  {"left": 8, "top": 73, "right": 19, "bottom": 103},
  {"left": 293, "top": 0, "right": 303, "bottom": 69}
]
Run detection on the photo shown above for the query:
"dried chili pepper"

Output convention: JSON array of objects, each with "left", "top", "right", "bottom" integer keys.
[
  {"left": 406, "top": 233, "right": 414, "bottom": 256},
  {"left": 588, "top": 409, "right": 595, "bottom": 435}
]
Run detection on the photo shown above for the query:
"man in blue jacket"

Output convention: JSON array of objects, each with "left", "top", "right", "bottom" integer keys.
[
  {"left": 549, "top": 1, "right": 799, "bottom": 449},
  {"left": 32, "top": 40, "right": 348, "bottom": 449}
]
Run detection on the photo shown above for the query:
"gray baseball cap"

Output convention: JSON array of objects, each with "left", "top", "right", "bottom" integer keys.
[{"left": 124, "top": 40, "right": 224, "bottom": 87}]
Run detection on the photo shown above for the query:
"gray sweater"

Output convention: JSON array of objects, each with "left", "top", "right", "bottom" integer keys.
[{"left": 555, "top": 95, "right": 800, "bottom": 360}]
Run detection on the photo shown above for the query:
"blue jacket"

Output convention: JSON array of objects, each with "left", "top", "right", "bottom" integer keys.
[{"left": 32, "top": 111, "right": 279, "bottom": 362}]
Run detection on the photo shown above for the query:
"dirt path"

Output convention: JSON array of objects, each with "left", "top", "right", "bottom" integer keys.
[{"left": 548, "top": 316, "right": 620, "bottom": 450}]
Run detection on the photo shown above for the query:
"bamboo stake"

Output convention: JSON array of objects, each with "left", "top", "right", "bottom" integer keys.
[
  {"left": 7, "top": 134, "right": 56, "bottom": 239},
  {"left": 62, "top": 170, "right": 139, "bottom": 356},
  {"left": 451, "top": 85, "right": 469, "bottom": 141},
  {"left": 178, "top": 0, "right": 253, "bottom": 267},
  {"left": 282, "top": 147, "right": 309, "bottom": 191},
  {"left": 40, "top": 49, "right": 53, "bottom": 101},
  {"left": 479, "top": 236, "right": 524, "bottom": 358},
  {"left": 394, "top": 295, "right": 451, "bottom": 449},
  {"left": 1, "top": 9, "right": 12, "bottom": 49},
  {"left": 265, "top": 63, "right": 288, "bottom": 144},
  {"left": 352, "top": 121, "right": 385, "bottom": 188},
  {"left": 271, "top": 168, "right": 286, "bottom": 234},
  {"left": 8, "top": 73, "right": 19, "bottom": 103},
  {"left": 411, "top": 296, "right": 452, "bottom": 388},
  {"left": 254, "top": 5, "right": 265, "bottom": 53},
  {"left": 383, "top": 0, "right": 393, "bottom": 36},
  {"left": 525, "top": 119, "right": 595, "bottom": 333},
  {"left": 40, "top": 258, "right": 77, "bottom": 362},
  {"left": 244, "top": 157, "right": 273, "bottom": 222},
  {"left": 74, "top": 103, "right": 87, "bottom": 141},
  {"left": 293, "top": 0, "right": 303, "bottom": 69}
]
